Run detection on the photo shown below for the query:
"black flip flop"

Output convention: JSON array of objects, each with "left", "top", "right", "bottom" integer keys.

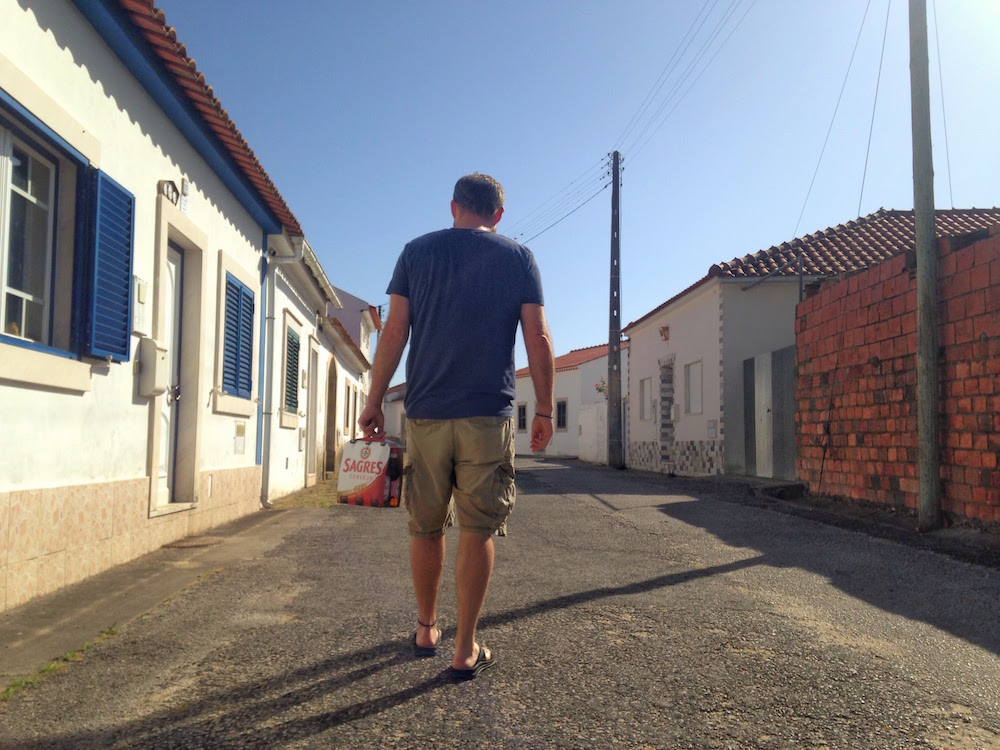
[
  {"left": 412, "top": 631, "right": 438, "bottom": 657},
  {"left": 450, "top": 645, "right": 495, "bottom": 680}
]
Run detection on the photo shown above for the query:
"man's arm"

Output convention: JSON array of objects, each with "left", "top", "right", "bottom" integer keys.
[
  {"left": 359, "top": 294, "right": 409, "bottom": 438},
  {"left": 520, "top": 302, "right": 555, "bottom": 452}
]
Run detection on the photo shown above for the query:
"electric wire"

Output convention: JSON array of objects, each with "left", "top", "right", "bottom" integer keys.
[
  {"left": 613, "top": 0, "right": 719, "bottom": 153},
  {"left": 521, "top": 183, "right": 610, "bottom": 245},
  {"left": 506, "top": 174, "right": 609, "bottom": 242},
  {"left": 858, "top": 0, "right": 892, "bottom": 217},
  {"left": 503, "top": 157, "right": 609, "bottom": 238},
  {"left": 506, "top": 0, "right": 757, "bottom": 245},
  {"left": 508, "top": 169, "right": 611, "bottom": 243},
  {"left": 629, "top": 0, "right": 758, "bottom": 161},
  {"left": 931, "top": 0, "right": 953, "bottom": 207},
  {"left": 793, "top": 0, "right": 875, "bottom": 238},
  {"left": 623, "top": 0, "right": 747, "bottom": 156}
]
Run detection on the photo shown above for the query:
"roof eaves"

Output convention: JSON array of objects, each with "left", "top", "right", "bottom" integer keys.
[{"left": 107, "top": 0, "right": 303, "bottom": 236}]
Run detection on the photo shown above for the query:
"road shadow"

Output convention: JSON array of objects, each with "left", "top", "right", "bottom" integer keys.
[
  {"left": 517, "top": 458, "right": 1000, "bottom": 659},
  {"left": 4, "top": 557, "right": 760, "bottom": 748}
]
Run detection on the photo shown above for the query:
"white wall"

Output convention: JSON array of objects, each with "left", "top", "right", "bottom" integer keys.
[
  {"left": 265, "top": 272, "right": 334, "bottom": 500},
  {"left": 719, "top": 277, "right": 802, "bottom": 474},
  {"left": 0, "top": 3, "right": 265, "bottom": 490},
  {"left": 513, "top": 349, "right": 628, "bottom": 458},
  {"left": 627, "top": 280, "right": 723, "bottom": 447},
  {"left": 579, "top": 401, "right": 608, "bottom": 464}
]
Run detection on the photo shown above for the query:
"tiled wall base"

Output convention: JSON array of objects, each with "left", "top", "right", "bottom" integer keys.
[
  {"left": 0, "top": 466, "right": 262, "bottom": 614},
  {"left": 628, "top": 439, "right": 724, "bottom": 476}
]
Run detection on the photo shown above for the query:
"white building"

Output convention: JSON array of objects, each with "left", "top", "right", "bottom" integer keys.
[
  {"left": 381, "top": 382, "right": 407, "bottom": 448},
  {"left": 321, "top": 287, "right": 381, "bottom": 473},
  {"left": 513, "top": 343, "right": 628, "bottom": 459},
  {"left": 0, "top": 0, "right": 341, "bottom": 611}
]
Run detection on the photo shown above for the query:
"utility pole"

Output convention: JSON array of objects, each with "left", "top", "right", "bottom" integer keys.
[
  {"left": 909, "top": 0, "right": 941, "bottom": 530},
  {"left": 607, "top": 151, "right": 624, "bottom": 469}
]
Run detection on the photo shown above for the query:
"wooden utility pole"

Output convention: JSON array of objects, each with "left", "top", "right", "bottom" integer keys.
[
  {"left": 909, "top": 0, "right": 942, "bottom": 530},
  {"left": 607, "top": 151, "right": 624, "bottom": 469}
]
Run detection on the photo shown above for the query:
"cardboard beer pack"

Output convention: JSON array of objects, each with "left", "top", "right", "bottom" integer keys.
[{"left": 337, "top": 438, "right": 402, "bottom": 508}]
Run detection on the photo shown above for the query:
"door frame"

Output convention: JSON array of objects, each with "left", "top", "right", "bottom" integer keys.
[{"left": 148, "top": 193, "right": 207, "bottom": 516}]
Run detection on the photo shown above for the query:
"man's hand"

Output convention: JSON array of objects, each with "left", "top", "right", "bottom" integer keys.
[
  {"left": 530, "top": 414, "right": 553, "bottom": 452},
  {"left": 358, "top": 402, "right": 384, "bottom": 440}
]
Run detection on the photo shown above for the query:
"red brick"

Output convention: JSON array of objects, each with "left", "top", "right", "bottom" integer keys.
[
  {"left": 955, "top": 319, "right": 975, "bottom": 344},
  {"left": 973, "top": 314, "right": 1000, "bottom": 339}
]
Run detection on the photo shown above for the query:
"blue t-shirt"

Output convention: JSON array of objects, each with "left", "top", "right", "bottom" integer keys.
[{"left": 387, "top": 228, "right": 544, "bottom": 419}]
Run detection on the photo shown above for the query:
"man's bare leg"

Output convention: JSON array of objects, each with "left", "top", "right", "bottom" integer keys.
[
  {"left": 452, "top": 531, "right": 494, "bottom": 669},
  {"left": 411, "top": 535, "right": 445, "bottom": 648}
]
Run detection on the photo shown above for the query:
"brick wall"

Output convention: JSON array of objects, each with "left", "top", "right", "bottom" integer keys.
[{"left": 795, "top": 226, "right": 1000, "bottom": 524}]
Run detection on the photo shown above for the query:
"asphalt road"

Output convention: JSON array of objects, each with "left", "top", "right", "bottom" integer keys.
[{"left": 2, "top": 458, "right": 999, "bottom": 749}]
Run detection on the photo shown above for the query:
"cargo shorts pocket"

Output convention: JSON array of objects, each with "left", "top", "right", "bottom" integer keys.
[
  {"left": 401, "top": 464, "right": 415, "bottom": 512},
  {"left": 490, "top": 462, "right": 516, "bottom": 537}
]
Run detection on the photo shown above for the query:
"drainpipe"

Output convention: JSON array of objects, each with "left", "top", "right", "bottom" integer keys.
[
  {"left": 256, "top": 230, "right": 268, "bottom": 468},
  {"left": 259, "top": 234, "right": 304, "bottom": 508}
]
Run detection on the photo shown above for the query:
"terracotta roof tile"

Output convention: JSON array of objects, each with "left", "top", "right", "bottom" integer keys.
[
  {"left": 516, "top": 341, "right": 628, "bottom": 379},
  {"left": 116, "top": 0, "right": 302, "bottom": 235},
  {"left": 626, "top": 208, "right": 1000, "bottom": 331},
  {"left": 708, "top": 208, "right": 1000, "bottom": 279}
]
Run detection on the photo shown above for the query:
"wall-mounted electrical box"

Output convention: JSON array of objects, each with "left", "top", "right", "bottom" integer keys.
[
  {"left": 137, "top": 337, "right": 168, "bottom": 397},
  {"left": 132, "top": 275, "right": 151, "bottom": 336}
]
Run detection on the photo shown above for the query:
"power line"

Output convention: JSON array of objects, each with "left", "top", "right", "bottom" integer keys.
[
  {"left": 623, "top": 0, "right": 747, "bottom": 156},
  {"left": 793, "top": 0, "right": 875, "bottom": 238},
  {"left": 507, "top": 171, "right": 609, "bottom": 240},
  {"left": 931, "top": 0, "right": 953, "bottom": 207},
  {"left": 521, "top": 183, "right": 610, "bottom": 245},
  {"left": 506, "top": 1, "right": 757, "bottom": 246},
  {"left": 628, "top": 0, "right": 758, "bottom": 161},
  {"left": 613, "top": 0, "right": 719, "bottom": 153},
  {"left": 512, "top": 174, "right": 611, "bottom": 243},
  {"left": 503, "top": 157, "right": 609, "bottom": 237},
  {"left": 858, "top": 0, "right": 892, "bottom": 217}
]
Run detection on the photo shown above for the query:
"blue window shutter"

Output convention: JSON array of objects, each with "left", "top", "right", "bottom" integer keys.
[
  {"left": 83, "top": 170, "right": 134, "bottom": 361},
  {"left": 238, "top": 284, "right": 253, "bottom": 398},
  {"left": 284, "top": 328, "right": 299, "bottom": 412},
  {"left": 222, "top": 273, "right": 254, "bottom": 400}
]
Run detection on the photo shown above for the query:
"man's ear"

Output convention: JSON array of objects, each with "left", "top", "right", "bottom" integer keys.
[
  {"left": 450, "top": 200, "right": 459, "bottom": 220},
  {"left": 492, "top": 206, "right": 504, "bottom": 226}
]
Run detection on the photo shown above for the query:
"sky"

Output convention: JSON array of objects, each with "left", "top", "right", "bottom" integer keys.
[{"left": 158, "top": 0, "right": 1000, "bottom": 383}]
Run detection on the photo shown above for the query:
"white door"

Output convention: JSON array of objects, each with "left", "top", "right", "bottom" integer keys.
[
  {"left": 306, "top": 347, "right": 318, "bottom": 480},
  {"left": 158, "top": 244, "right": 183, "bottom": 504},
  {"left": 754, "top": 352, "right": 774, "bottom": 479}
]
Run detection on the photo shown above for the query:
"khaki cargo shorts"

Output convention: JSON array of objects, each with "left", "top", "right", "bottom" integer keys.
[{"left": 403, "top": 416, "right": 516, "bottom": 537}]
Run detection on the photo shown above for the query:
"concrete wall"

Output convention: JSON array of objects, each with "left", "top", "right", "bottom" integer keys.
[
  {"left": 626, "top": 280, "right": 723, "bottom": 475},
  {"left": 0, "top": 2, "right": 328, "bottom": 611},
  {"left": 513, "top": 350, "right": 627, "bottom": 458},
  {"left": 796, "top": 228, "right": 1000, "bottom": 524},
  {"left": 720, "top": 277, "right": 803, "bottom": 475},
  {"left": 579, "top": 401, "right": 608, "bottom": 464}
]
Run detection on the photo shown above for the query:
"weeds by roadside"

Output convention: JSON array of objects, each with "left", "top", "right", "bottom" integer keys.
[{"left": 0, "top": 625, "right": 119, "bottom": 704}]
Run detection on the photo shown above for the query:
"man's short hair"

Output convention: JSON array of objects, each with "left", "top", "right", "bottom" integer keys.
[{"left": 453, "top": 174, "right": 505, "bottom": 218}]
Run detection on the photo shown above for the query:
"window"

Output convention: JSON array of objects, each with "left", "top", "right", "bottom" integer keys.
[
  {"left": 221, "top": 273, "right": 253, "bottom": 399},
  {"left": 352, "top": 386, "right": 358, "bottom": 440},
  {"left": 0, "top": 113, "right": 134, "bottom": 364},
  {"left": 344, "top": 382, "right": 351, "bottom": 430},
  {"left": 280, "top": 310, "right": 301, "bottom": 429},
  {"left": 556, "top": 399, "right": 568, "bottom": 431},
  {"left": 685, "top": 360, "right": 703, "bottom": 415},
  {"left": 639, "top": 377, "right": 652, "bottom": 421},
  {"left": 2, "top": 134, "right": 54, "bottom": 343},
  {"left": 517, "top": 404, "right": 527, "bottom": 432},
  {"left": 284, "top": 328, "right": 300, "bottom": 412}
]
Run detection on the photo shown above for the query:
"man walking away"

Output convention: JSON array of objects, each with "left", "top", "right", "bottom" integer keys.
[{"left": 359, "top": 173, "right": 555, "bottom": 679}]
